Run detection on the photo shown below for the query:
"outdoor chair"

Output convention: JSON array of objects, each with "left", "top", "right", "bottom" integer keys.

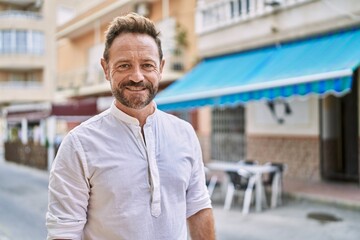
[
  {"left": 263, "top": 162, "right": 287, "bottom": 207},
  {"left": 223, "top": 160, "right": 260, "bottom": 214}
]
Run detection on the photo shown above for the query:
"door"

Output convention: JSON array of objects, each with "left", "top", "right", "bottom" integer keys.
[{"left": 320, "top": 77, "right": 359, "bottom": 182}]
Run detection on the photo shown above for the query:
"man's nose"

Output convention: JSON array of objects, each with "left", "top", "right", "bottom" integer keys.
[{"left": 129, "top": 66, "right": 145, "bottom": 82}]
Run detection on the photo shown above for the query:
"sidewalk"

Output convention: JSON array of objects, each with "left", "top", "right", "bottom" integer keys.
[
  {"left": 213, "top": 197, "right": 360, "bottom": 240},
  {"left": 284, "top": 178, "right": 360, "bottom": 210}
]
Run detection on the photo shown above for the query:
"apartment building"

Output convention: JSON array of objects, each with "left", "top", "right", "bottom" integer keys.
[
  {"left": 0, "top": 0, "right": 198, "bottom": 170},
  {"left": 156, "top": 0, "right": 360, "bottom": 184},
  {"left": 0, "top": 0, "right": 56, "bottom": 168},
  {"left": 0, "top": 0, "right": 56, "bottom": 104}
]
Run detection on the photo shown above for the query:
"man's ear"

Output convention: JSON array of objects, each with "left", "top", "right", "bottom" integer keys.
[
  {"left": 101, "top": 58, "right": 110, "bottom": 81},
  {"left": 159, "top": 59, "right": 165, "bottom": 74}
]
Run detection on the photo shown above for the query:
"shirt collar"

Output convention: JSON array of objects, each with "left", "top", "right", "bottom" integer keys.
[{"left": 110, "top": 100, "right": 158, "bottom": 126}]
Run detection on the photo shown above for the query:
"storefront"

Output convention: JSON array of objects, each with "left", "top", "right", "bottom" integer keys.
[
  {"left": 155, "top": 27, "right": 360, "bottom": 184},
  {"left": 2, "top": 99, "right": 98, "bottom": 170}
]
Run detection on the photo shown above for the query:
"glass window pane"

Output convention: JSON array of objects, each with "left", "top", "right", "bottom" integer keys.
[
  {"left": 32, "top": 31, "right": 44, "bottom": 55},
  {"left": 0, "top": 31, "right": 3, "bottom": 54},
  {"left": 16, "top": 30, "right": 27, "bottom": 53},
  {"left": 3, "top": 30, "right": 12, "bottom": 54}
]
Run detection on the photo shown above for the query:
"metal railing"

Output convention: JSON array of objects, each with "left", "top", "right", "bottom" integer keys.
[
  {"left": 56, "top": 68, "right": 105, "bottom": 91},
  {"left": 0, "top": 81, "right": 42, "bottom": 88},
  {"left": 0, "top": 10, "right": 42, "bottom": 20},
  {"left": 196, "top": 0, "right": 315, "bottom": 33}
]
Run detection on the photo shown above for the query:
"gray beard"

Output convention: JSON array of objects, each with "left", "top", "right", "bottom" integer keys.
[{"left": 112, "top": 81, "right": 158, "bottom": 109}]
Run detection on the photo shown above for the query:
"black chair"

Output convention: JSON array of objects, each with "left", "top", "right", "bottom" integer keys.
[{"left": 223, "top": 160, "right": 257, "bottom": 211}]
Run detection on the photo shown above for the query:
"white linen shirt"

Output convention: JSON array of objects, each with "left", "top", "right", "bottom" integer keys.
[{"left": 46, "top": 102, "right": 212, "bottom": 240}]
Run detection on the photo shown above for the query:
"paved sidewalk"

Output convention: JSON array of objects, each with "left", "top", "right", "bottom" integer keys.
[{"left": 213, "top": 199, "right": 360, "bottom": 240}]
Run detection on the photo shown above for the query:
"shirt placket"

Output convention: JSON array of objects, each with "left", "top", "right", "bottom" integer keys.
[{"left": 141, "top": 125, "right": 161, "bottom": 217}]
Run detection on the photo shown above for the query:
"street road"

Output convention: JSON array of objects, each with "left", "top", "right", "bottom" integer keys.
[
  {"left": 1, "top": 158, "right": 360, "bottom": 240},
  {"left": 0, "top": 161, "right": 48, "bottom": 240}
]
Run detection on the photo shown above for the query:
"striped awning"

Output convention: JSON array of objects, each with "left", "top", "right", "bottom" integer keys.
[{"left": 155, "top": 28, "right": 360, "bottom": 110}]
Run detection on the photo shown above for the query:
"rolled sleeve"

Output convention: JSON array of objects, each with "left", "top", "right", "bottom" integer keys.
[
  {"left": 46, "top": 133, "right": 90, "bottom": 239},
  {"left": 186, "top": 130, "right": 212, "bottom": 218}
]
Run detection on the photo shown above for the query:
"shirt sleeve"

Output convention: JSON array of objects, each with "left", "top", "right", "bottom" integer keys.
[
  {"left": 46, "top": 132, "right": 90, "bottom": 240},
  {"left": 185, "top": 125, "right": 212, "bottom": 218}
]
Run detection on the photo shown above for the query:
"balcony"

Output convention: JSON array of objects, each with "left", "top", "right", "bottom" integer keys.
[
  {"left": 0, "top": 70, "right": 42, "bottom": 89},
  {"left": 0, "top": 10, "right": 41, "bottom": 20},
  {"left": 0, "top": 81, "right": 42, "bottom": 89},
  {"left": 156, "top": 17, "right": 186, "bottom": 83},
  {"left": 56, "top": 68, "right": 109, "bottom": 98},
  {"left": 196, "top": 0, "right": 315, "bottom": 34},
  {"left": 196, "top": 0, "right": 360, "bottom": 58},
  {"left": 0, "top": 69, "right": 49, "bottom": 104}
]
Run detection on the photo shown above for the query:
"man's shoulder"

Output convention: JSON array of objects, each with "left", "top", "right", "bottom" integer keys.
[
  {"left": 156, "top": 109, "right": 195, "bottom": 134},
  {"left": 70, "top": 109, "right": 111, "bottom": 134},
  {"left": 157, "top": 110, "right": 190, "bottom": 126}
]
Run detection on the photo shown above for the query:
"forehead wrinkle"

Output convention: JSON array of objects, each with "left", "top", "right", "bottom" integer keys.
[{"left": 108, "top": 33, "right": 160, "bottom": 64}]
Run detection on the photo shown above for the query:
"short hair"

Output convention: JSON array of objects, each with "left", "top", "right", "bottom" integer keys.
[{"left": 103, "top": 12, "right": 163, "bottom": 63}]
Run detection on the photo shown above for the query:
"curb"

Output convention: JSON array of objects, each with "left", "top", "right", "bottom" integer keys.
[{"left": 284, "top": 192, "right": 360, "bottom": 211}]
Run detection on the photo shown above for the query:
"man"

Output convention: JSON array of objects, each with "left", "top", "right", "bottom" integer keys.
[{"left": 46, "top": 12, "right": 215, "bottom": 240}]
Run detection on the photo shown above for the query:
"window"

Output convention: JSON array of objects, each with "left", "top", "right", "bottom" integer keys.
[
  {"left": 0, "top": 30, "right": 44, "bottom": 55},
  {"left": 211, "top": 106, "right": 246, "bottom": 162},
  {"left": 16, "top": 30, "right": 27, "bottom": 53},
  {"left": 31, "top": 31, "right": 44, "bottom": 55},
  {"left": 3, "top": 30, "right": 12, "bottom": 54}
]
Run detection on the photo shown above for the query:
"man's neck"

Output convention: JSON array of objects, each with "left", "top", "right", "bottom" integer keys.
[{"left": 115, "top": 101, "right": 155, "bottom": 127}]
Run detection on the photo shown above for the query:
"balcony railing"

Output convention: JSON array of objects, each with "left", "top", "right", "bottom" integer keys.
[
  {"left": 196, "top": 0, "right": 315, "bottom": 34},
  {"left": 0, "top": 81, "right": 42, "bottom": 89},
  {"left": 0, "top": 10, "right": 42, "bottom": 20},
  {"left": 57, "top": 68, "right": 106, "bottom": 91}
]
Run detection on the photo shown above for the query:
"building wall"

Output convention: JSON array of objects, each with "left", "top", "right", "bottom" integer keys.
[
  {"left": 247, "top": 97, "right": 319, "bottom": 136},
  {"left": 198, "top": 0, "right": 360, "bottom": 58},
  {"left": 247, "top": 135, "right": 320, "bottom": 181},
  {"left": 193, "top": 0, "right": 360, "bottom": 182},
  {"left": 150, "top": 0, "right": 198, "bottom": 70},
  {"left": 58, "top": 31, "right": 95, "bottom": 72},
  {"left": 0, "top": 0, "right": 57, "bottom": 104},
  {"left": 245, "top": 96, "right": 321, "bottom": 180},
  {"left": 197, "top": 107, "right": 212, "bottom": 163}
]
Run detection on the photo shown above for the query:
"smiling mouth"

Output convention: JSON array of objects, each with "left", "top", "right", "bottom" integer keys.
[{"left": 126, "top": 86, "right": 147, "bottom": 92}]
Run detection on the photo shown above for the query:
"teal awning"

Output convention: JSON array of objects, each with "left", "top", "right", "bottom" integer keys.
[{"left": 155, "top": 28, "right": 360, "bottom": 111}]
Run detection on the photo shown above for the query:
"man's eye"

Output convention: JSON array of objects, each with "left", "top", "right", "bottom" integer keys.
[
  {"left": 142, "top": 64, "right": 155, "bottom": 70},
  {"left": 118, "top": 64, "right": 130, "bottom": 69}
]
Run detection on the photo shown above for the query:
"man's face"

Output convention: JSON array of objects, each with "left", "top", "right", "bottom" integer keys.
[{"left": 101, "top": 33, "right": 164, "bottom": 110}]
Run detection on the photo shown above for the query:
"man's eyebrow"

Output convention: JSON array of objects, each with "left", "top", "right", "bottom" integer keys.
[
  {"left": 112, "top": 59, "right": 130, "bottom": 65},
  {"left": 141, "top": 57, "right": 157, "bottom": 62}
]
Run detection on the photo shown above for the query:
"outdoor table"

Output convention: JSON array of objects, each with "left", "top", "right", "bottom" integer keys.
[{"left": 206, "top": 161, "right": 281, "bottom": 214}]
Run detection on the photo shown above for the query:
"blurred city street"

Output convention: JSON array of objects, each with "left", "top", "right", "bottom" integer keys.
[
  {"left": 0, "top": 158, "right": 48, "bottom": 240},
  {"left": 1, "top": 0, "right": 360, "bottom": 239},
  {"left": 1, "top": 157, "right": 360, "bottom": 240}
]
